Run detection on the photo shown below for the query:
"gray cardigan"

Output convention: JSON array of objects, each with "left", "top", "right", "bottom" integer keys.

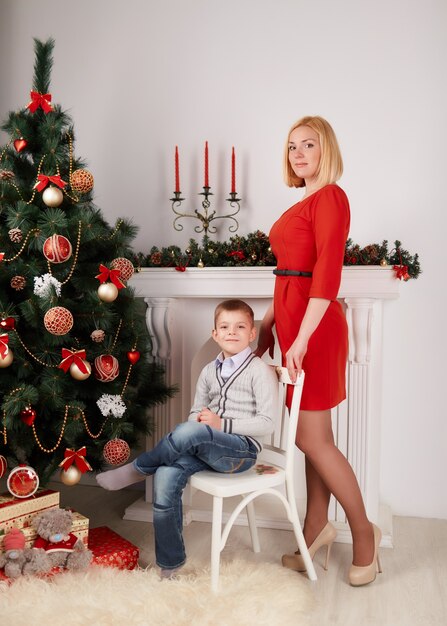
[{"left": 188, "top": 353, "right": 277, "bottom": 450}]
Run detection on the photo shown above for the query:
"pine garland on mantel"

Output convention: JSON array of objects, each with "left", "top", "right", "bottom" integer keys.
[{"left": 131, "top": 231, "right": 421, "bottom": 280}]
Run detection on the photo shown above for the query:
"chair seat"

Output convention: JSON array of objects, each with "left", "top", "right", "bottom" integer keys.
[{"left": 190, "top": 464, "right": 285, "bottom": 498}]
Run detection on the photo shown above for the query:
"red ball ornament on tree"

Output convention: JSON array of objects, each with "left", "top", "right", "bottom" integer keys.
[
  {"left": 70, "top": 168, "right": 94, "bottom": 194},
  {"left": 20, "top": 406, "right": 36, "bottom": 426},
  {"left": 111, "top": 257, "right": 135, "bottom": 282},
  {"left": 0, "top": 455, "right": 7, "bottom": 479},
  {"left": 43, "top": 234, "right": 72, "bottom": 263},
  {"left": 94, "top": 354, "right": 119, "bottom": 382},
  {"left": 103, "top": 439, "right": 130, "bottom": 465},
  {"left": 44, "top": 307, "right": 74, "bottom": 335}
]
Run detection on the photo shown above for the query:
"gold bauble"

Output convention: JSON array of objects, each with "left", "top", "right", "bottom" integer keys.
[
  {"left": 69, "top": 360, "right": 92, "bottom": 381},
  {"left": 60, "top": 465, "right": 82, "bottom": 486},
  {"left": 70, "top": 168, "right": 94, "bottom": 194},
  {"left": 97, "top": 282, "right": 119, "bottom": 302},
  {"left": 197, "top": 258, "right": 204, "bottom": 268},
  {"left": 42, "top": 186, "right": 64, "bottom": 207},
  {"left": 380, "top": 258, "right": 388, "bottom": 267},
  {"left": 0, "top": 349, "right": 14, "bottom": 368}
]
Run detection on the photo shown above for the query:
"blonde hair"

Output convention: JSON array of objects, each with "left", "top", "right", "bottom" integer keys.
[
  {"left": 283, "top": 115, "right": 343, "bottom": 188},
  {"left": 214, "top": 299, "right": 254, "bottom": 328}
]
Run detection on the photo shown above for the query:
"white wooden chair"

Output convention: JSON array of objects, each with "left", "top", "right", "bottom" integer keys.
[{"left": 189, "top": 367, "right": 317, "bottom": 591}]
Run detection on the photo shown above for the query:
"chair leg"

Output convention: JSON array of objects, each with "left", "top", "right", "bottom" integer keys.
[
  {"left": 245, "top": 498, "right": 261, "bottom": 553},
  {"left": 288, "top": 504, "right": 317, "bottom": 581},
  {"left": 210, "top": 495, "right": 223, "bottom": 592}
]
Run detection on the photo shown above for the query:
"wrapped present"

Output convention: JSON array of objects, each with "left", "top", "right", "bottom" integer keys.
[
  {"left": 0, "top": 489, "right": 60, "bottom": 534},
  {"left": 20, "top": 509, "right": 89, "bottom": 548},
  {"left": 88, "top": 526, "right": 139, "bottom": 570}
]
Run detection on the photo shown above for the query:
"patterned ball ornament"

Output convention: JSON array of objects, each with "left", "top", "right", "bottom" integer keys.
[
  {"left": 44, "top": 307, "right": 74, "bottom": 335},
  {"left": 97, "top": 282, "right": 119, "bottom": 303},
  {"left": 103, "top": 439, "right": 130, "bottom": 465},
  {"left": 111, "top": 257, "right": 135, "bottom": 282},
  {"left": 42, "top": 185, "right": 63, "bottom": 207},
  {"left": 0, "top": 455, "right": 7, "bottom": 479},
  {"left": 70, "top": 360, "right": 92, "bottom": 381},
  {"left": 43, "top": 234, "right": 72, "bottom": 263},
  {"left": 94, "top": 354, "right": 119, "bottom": 382},
  {"left": 70, "top": 169, "right": 94, "bottom": 194},
  {"left": 0, "top": 349, "right": 14, "bottom": 368}
]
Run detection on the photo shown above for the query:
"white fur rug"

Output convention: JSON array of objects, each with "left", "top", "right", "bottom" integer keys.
[{"left": 0, "top": 560, "right": 314, "bottom": 626}]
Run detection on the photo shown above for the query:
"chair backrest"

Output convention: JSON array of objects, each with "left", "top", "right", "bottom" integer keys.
[{"left": 260, "top": 367, "right": 305, "bottom": 474}]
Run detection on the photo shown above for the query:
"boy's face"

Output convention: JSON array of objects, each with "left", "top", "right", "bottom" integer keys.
[{"left": 212, "top": 310, "right": 256, "bottom": 358}]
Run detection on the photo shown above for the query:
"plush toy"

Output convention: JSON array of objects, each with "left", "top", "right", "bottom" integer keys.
[
  {"left": 0, "top": 528, "right": 29, "bottom": 578},
  {"left": 23, "top": 508, "right": 92, "bottom": 575}
]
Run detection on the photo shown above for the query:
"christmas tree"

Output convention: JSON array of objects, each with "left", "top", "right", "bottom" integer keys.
[{"left": 0, "top": 39, "right": 171, "bottom": 487}]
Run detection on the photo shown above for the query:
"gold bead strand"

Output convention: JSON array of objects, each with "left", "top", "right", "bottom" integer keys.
[
  {"left": 12, "top": 330, "right": 60, "bottom": 368},
  {"left": 110, "top": 319, "right": 123, "bottom": 354},
  {"left": 121, "top": 341, "right": 138, "bottom": 397},
  {"left": 63, "top": 134, "right": 79, "bottom": 203},
  {"left": 78, "top": 409, "right": 108, "bottom": 439},
  {"left": 31, "top": 405, "right": 68, "bottom": 453},
  {"left": 59, "top": 220, "right": 82, "bottom": 286},
  {"left": 1, "top": 386, "right": 26, "bottom": 444},
  {"left": 2, "top": 228, "right": 40, "bottom": 263},
  {"left": 8, "top": 154, "right": 47, "bottom": 205}
]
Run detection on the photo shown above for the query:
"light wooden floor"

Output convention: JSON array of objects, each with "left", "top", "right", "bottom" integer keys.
[{"left": 49, "top": 481, "right": 447, "bottom": 626}]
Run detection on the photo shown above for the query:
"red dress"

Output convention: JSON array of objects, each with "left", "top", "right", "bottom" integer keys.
[{"left": 269, "top": 184, "right": 350, "bottom": 410}]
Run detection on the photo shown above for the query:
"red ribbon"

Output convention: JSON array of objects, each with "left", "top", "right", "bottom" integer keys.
[
  {"left": 59, "top": 348, "right": 89, "bottom": 374},
  {"left": 34, "top": 174, "right": 67, "bottom": 192},
  {"left": 95, "top": 264, "right": 125, "bottom": 289},
  {"left": 0, "top": 317, "right": 15, "bottom": 330},
  {"left": 59, "top": 446, "right": 92, "bottom": 473},
  {"left": 0, "top": 334, "right": 9, "bottom": 359},
  {"left": 27, "top": 91, "right": 53, "bottom": 114},
  {"left": 393, "top": 264, "right": 410, "bottom": 281},
  {"left": 228, "top": 250, "right": 246, "bottom": 261}
]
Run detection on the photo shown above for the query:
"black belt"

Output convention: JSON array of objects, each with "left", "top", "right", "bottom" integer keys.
[{"left": 273, "top": 269, "right": 312, "bottom": 277}]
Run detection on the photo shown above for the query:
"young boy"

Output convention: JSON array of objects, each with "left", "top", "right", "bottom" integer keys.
[{"left": 96, "top": 299, "right": 278, "bottom": 578}]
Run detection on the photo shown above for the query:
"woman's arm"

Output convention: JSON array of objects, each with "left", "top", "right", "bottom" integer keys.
[
  {"left": 254, "top": 300, "right": 275, "bottom": 358},
  {"left": 285, "top": 297, "right": 330, "bottom": 380}
]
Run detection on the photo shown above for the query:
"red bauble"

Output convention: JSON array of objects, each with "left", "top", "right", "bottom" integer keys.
[
  {"left": 44, "top": 306, "right": 74, "bottom": 336},
  {"left": 94, "top": 354, "right": 119, "bottom": 382},
  {"left": 111, "top": 257, "right": 135, "bottom": 282},
  {"left": 127, "top": 350, "right": 141, "bottom": 364},
  {"left": 13, "top": 138, "right": 27, "bottom": 152},
  {"left": 0, "top": 455, "right": 7, "bottom": 479},
  {"left": 70, "top": 168, "right": 94, "bottom": 194},
  {"left": 103, "top": 439, "right": 130, "bottom": 465},
  {"left": 20, "top": 406, "right": 36, "bottom": 426},
  {"left": 43, "top": 234, "right": 73, "bottom": 263}
]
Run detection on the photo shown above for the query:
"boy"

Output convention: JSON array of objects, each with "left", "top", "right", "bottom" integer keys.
[{"left": 96, "top": 299, "right": 278, "bottom": 578}]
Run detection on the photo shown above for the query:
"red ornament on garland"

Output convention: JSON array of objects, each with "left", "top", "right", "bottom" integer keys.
[
  {"left": 43, "top": 234, "right": 72, "bottom": 263},
  {"left": 127, "top": 350, "right": 141, "bottom": 364},
  {"left": 103, "top": 439, "right": 130, "bottom": 465},
  {"left": 44, "top": 306, "right": 74, "bottom": 336},
  {"left": 13, "top": 138, "right": 28, "bottom": 153},
  {"left": 20, "top": 406, "right": 36, "bottom": 426},
  {"left": 94, "top": 354, "right": 119, "bottom": 382},
  {"left": 111, "top": 257, "right": 135, "bottom": 282},
  {"left": 0, "top": 455, "right": 7, "bottom": 479}
]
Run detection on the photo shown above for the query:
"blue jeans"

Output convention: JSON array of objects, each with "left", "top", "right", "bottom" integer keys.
[{"left": 133, "top": 421, "right": 258, "bottom": 569}]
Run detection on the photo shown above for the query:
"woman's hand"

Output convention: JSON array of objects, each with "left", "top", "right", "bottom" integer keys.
[
  {"left": 198, "top": 407, "right": 222, "bottom": 430},
  {"left": 285, "top": 335, "right": 308, "bottom": 381}
]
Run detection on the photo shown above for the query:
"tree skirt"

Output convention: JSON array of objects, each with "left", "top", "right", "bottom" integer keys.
[{"left": 0, "top": 559, "right": 315, "bottom": 626}]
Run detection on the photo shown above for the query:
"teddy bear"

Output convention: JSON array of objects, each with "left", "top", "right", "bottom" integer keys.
[
  {"left": 23, "top": 507, "right": 92, "bottom": 575},
  {"left": 0, "top": 527, "right": 30, "bottom": 578}
]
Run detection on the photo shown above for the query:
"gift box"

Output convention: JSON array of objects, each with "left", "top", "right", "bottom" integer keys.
[
  {"left": 0, "top": 489, "right": 60, "bottom": 535},
  {"left": 20, "top": 509, "right": 89, "bottom": 548},
  {"left": 88, "top": 526, "right": 139, "bottom": 570}
]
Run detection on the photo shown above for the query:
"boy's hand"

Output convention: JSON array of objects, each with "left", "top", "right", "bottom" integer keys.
[{"left": 197, "top": 407, "right": 222, "bottom": 430}]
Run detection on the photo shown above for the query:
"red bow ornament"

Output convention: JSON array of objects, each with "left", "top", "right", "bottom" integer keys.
[
  {"left": 59, "top": 446, "right": 92, "bottom": 473},
  {"left": 59, "top": 348, "right": 89, "bottom": 374},
  {"left": 95, "top": 265, "right": 125, "bottom": 289},
  {"left": 0, "top": 334, "right": 9, "bottom": 358},
  {"left": 34, "top": 174, "right": 67, "bottom": 192},
  {"left": 393, "top": 264, "right": 410, "bottom": 281},
  {"left": 228, "top": 250, "right": 246, "bottom": 261},
  {"left": 0, "top": 317, "right": 15, "bottom": 331},
  {"left": 26, "top": 91, "right": 53, "bottom": 114}
]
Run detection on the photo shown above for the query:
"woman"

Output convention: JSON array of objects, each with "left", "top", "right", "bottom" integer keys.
[{"left": 255, "top": 116, "right": 382, "bottom": 586}]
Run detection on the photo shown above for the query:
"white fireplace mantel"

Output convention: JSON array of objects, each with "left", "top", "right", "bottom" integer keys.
[{"left": 125, "top": 266, "right": 400, "bottom": 546}]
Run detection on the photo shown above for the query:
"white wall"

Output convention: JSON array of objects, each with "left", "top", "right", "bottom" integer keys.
[{"left": 1, "top": 0, "right": 445, "bottom": 519}]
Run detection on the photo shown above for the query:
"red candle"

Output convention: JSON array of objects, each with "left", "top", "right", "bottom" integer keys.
[
  {"left": 175, "top": 145, "right": 180, "bottom": 193},
  {"left": 231, "top": 146, "right": 236, "bottom": 194},
  {"left": 204, "top": 141, "right": 209, "bottom": 188}
]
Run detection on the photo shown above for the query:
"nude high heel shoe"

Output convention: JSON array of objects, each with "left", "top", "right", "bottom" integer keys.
[
  {"left": 348, "top": 523, "right": 382, "bottom": 587},
  {"left": 282, "top": 522, "right": 337, "bottom": 572}
]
